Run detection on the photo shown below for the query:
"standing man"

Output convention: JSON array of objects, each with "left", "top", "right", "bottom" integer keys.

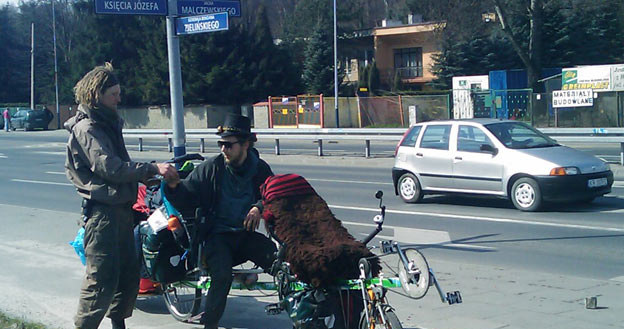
[
  {"left": 65, "top": 62, "right": 177, "bottom": 329},
  {"left": 3, "top": 109, "right": 10, "bottom": 132},
  {"left": 164, "top": 114, "right": 277, "bottom": 329}
]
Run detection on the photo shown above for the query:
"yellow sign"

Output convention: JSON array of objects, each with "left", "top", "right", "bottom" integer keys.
[
  {"left": 282, "top": 109, "right": 288, "bottom": 115},
  {"left": 359, "top": 87, "right": 368, "bottom": 92},
  {"left": 298, "top": 107, "right": 304, "bottom": 113}
]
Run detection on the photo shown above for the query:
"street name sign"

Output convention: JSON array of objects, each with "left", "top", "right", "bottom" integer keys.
[
  {"left": 95, "top": 0, "right": 168, "bottom": 15},
  {"left": 175, "top": 12, "right": 229, "bottom": 35},
  {"left": 177, "top": 0, "right": 241, "bottom": 17}
]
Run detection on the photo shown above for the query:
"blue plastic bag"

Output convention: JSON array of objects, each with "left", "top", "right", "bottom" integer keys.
[{"left": 69, "top": 227, "right": 86, "bottom": 265}]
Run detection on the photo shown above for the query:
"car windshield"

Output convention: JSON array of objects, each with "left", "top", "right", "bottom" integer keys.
[{"left": 484, "top": 122, "right": 559, "bottom": 149}]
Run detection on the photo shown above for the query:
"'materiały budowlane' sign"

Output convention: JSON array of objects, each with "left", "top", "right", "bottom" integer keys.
[
  {"left": 552, "top": 89, "right": 594, "bottom": 108},
  {"left": 95, "top": 0, "right": 168, "bottom": 15},
  {"left": 175, "top": 12, "right": 229, "bottom": 35}
]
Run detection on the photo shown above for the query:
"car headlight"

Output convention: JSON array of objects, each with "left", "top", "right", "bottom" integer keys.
[{"left": 549, "top": 166, "right": 580, "bottom": 176}]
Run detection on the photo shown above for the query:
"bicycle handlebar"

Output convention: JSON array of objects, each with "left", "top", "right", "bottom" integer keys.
[{"left": 166, "top": 153, "right": 205, "bottom": 164}]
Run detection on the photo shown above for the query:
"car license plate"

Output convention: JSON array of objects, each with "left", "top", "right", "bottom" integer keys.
[{"left": 587, "top": 178, "right": 608, "bottom": 188}]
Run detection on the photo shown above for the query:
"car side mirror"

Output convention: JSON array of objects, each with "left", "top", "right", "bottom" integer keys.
[{"left": 480, "top": 144, "right": 498, "bottom": 155}]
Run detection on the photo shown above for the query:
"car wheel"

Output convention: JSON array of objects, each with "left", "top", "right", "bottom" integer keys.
[
  {"left": 511, "top": 177, "right": 542, "bottom": 211},
  {"left": 398, "top": 173, "right": 423, "bottom": 203}
]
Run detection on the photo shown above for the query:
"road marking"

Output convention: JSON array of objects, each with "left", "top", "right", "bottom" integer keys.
[
  {"left": 354, "top": 227, "right": 496, "bottom": 251},
  {"left": 46, "top": 171, "right": 65, "bottom": 175},
  {"left": 35, "top": 151, "right": 65, "bottom": 155},
  {"left": 0, "top": 153, "right": 6, "bottom": 158},
  {"left": 331, "top": 205, "right": 624, "bottom": 233},
  {"left": 307, "top": 178, "right": 392, "bottom": 185},
  {"left": 610, "top": 276, "right": 624, "bottom": 282},
  {"left": 11, "top": 179, "right": 73, "bottom": 186}
]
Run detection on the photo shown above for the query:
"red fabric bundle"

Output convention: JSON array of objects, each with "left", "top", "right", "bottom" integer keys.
[{"left": 261, "top": 174, "right": 380, "bottom": 287}]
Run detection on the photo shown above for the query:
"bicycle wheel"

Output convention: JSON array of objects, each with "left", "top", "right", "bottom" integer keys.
[
  {"left": 162, "top": 281, "right": 202, "bottom": 322},
  {"left": 398, "top": 248, "right": 430, "bottom": 299},
  {"left": 358, "top": 308, "right": 403, "bottom": 329}
]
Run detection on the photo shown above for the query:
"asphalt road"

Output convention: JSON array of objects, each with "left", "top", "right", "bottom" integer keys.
[{"left": 1, "top": 130, "right": 623, "bottom": 329}]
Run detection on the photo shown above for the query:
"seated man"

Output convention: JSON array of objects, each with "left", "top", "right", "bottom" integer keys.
[{"left": 164, "top": 114, "right": 276, "bottom": 329}]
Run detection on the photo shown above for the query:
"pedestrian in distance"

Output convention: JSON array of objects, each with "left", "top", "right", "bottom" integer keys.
[
  {"left": 65, "top": 62, "right": 178, "bottom": 329},
  {"left": 164, "top": 113, "right": 277, "bottom": 329},
  {"left": 3, "top": 109, "right": 11, "bottom": 132}
]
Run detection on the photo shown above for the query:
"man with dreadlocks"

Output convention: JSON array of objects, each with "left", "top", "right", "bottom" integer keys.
[{"left": 65, "top": 63, "right": 178, "bottom": 329}]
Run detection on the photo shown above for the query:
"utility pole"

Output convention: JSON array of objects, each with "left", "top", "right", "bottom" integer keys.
[
  {"left": 30, "top": 23, "right": 35, "bottom": 110},
  {"left": 333, "top": 0, "right": 339, "bottom": 127},
  {"left": 166, "top": 0, "right": 186, "bottom": 160},
  {"left": 52, "top": 0, "right": 60, "bottom": 129}
]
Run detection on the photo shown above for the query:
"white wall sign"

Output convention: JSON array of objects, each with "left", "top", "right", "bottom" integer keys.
[
  {"left": 552, "top": 89, "right": 594, "bottom": 108},
  {"left": 611, "top": 64, "right": 624, "bottom": 91},
  {"left": 562, "top": 65, "right": 611, "bottom": 91}
]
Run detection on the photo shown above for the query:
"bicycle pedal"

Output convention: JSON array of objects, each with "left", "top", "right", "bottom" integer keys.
[
  {"left": 446, "top": 291, "right": 462, "bottom": 305},
  {"left": 265, "top": 303, "right": 283, "bottom": 315}
]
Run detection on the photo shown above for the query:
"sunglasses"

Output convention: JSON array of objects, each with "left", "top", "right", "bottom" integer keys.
[{"left": 217, "top": 140, "right": 241, "bottom": 149}]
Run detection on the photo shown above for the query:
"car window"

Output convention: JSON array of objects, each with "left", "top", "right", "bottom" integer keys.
[
  {"left": 457, "top": 125, "right": 494, "bottom": 153},
  {"left": 485, "top": 122, "right": 558, "bottom": 149},
  {"left": 420, "top": 125, "right": 451, "bottom": 150},
  {"left": 400, "top": 126, "right": 422, "bottom": 147}
]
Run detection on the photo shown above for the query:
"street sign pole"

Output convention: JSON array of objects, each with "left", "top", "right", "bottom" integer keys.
[{"left": 166, "top": 0, "right": 186, "bottom": 159}]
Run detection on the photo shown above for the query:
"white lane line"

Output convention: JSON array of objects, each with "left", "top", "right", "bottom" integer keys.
[
  {"left": 307, "top": 178, "right": 392, "bottom": 185},
  {"left": 46, "top": 171, "right": 65, "bottom": 175},
  {"left": 332, "top": 205, "right": 624, "bottom": 233},
  {"left": 11, "top": 179, "right": 73, "bottom": 186},
  {"left": 35, "top": 151, "right": 65, "bottom": 155},
  {"left": 0, "top": 155, "right": 6, "bottom": 158},
  {"left": 610, "top": 276, "right": 624, "bottom": 282},
  {"left": 355, "top": 229, "right": 496, "bottom": 251}
]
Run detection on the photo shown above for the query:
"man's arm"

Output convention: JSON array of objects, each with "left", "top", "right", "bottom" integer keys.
[{"left": 75, "top": 126, "right": 175, "bottom": 182}]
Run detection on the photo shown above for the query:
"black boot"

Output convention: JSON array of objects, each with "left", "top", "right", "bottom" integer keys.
[{"left": 111, "top": 319, "right": 126, "bottom": 329}]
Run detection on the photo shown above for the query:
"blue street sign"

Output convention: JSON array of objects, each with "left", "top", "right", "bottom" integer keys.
[
  {"left": 95, "top": 0, "right": 168, "bottom": 15},
  {"left": 177, "top": 0, "right": 241, "bottom": 17},
  {"left": 175, "top": 12, "right": 229, "bottom": 35}
]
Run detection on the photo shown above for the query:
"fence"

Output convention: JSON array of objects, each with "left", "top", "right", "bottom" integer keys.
[
  {"left": 532, "top": 91, "right": 623, "bottom": 128},
  {"left": 453, "top": 88, "right": 624, "bottom": 128}
]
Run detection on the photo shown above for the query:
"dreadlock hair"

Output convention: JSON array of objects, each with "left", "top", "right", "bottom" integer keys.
[{"left": 74, "top": 62, "right": 119, "bottom": 108}]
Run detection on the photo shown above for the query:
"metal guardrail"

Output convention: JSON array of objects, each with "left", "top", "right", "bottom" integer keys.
[{"left": 122, "top": 128, "right": 624, "bottom": 164}]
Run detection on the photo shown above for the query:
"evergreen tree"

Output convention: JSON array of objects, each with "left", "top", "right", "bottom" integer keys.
[
  {"left": 0, "top": 5, "right": 29, "bottom": 103},
  {"left": 302, "top": 22, "right": 334, "bottom": 95}
]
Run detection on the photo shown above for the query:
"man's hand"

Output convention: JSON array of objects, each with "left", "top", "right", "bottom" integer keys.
[
  {"left": 244, "top": 207, "right": 261, "bottom": 231},
  {"left": 156, "top": 163, "right": 179, "bottom": 188}
]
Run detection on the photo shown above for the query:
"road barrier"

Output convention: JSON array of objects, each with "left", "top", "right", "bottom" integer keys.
[{"left": 122, "top": 127, "right": 624, "bottom": 164}]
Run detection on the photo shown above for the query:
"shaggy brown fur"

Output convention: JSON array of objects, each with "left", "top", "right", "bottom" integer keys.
[{"left": 265, "top": 193, "right": 381, "bottom": 287}]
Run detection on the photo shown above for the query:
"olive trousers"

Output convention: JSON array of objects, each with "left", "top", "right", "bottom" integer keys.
[{"left": 74, "top": 203, "right": 139, "bottom": 329}]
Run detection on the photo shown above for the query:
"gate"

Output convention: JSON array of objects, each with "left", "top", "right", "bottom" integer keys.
[{"left": 268, "top": 95, "right": 324, "bottom": 128}]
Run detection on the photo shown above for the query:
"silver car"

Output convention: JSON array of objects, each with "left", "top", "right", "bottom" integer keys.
[{"left": 392, "top": 119, "right": 614, "bottom": 211}]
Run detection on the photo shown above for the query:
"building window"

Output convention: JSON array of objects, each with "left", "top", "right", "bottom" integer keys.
[{"left": 393, "top": 47, "right": 423, "bottom": 78}]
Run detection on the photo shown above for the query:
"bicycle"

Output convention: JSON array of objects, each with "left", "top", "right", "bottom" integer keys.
[
  {"left": 143, "top": 162, "right": 461, "bottom": 327},
  {"left": 354, "top": 192, "right": 462, "bottom": 329}
]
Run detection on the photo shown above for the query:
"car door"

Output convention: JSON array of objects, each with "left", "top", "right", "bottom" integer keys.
[
  {"left": 452, "top": 124, "right": 504, "bottom": 194},
  {"left": 11, "top": 111, "right": 25, "bottom": 129},
  {"left": 414, "top": 124, "right": 454, "bottom": 189}
]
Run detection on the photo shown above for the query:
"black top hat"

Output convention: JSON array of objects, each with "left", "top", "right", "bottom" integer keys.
[{"left": 216, "top": 114, "right": 253, "bottom": 139}]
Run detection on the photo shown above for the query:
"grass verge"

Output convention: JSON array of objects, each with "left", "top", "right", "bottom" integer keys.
[{"left": 0, "top": 312, "right": 47, "bottom": 329}]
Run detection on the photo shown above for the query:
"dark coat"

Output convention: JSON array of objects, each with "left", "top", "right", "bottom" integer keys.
[{"left": 164, "top": 149, "right": 273, "bottom": 218}]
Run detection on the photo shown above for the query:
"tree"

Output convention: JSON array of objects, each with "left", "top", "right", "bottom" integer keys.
[
  {"left": 368, "top": 61, "right": 380, "bottom": 95},
  {"left": 302, "top": 22, "right": 335, "bottom": 95},
  {"left": 0, "top": 5, "right": 29, "bottom": 103}
]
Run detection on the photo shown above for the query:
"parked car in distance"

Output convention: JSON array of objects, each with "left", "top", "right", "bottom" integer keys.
[
  {"left": 11, "top": 109, "right": 53, "bottom": 131},
  {"left": 392, "top": 119, "right": 614, "bottom": 211}
]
